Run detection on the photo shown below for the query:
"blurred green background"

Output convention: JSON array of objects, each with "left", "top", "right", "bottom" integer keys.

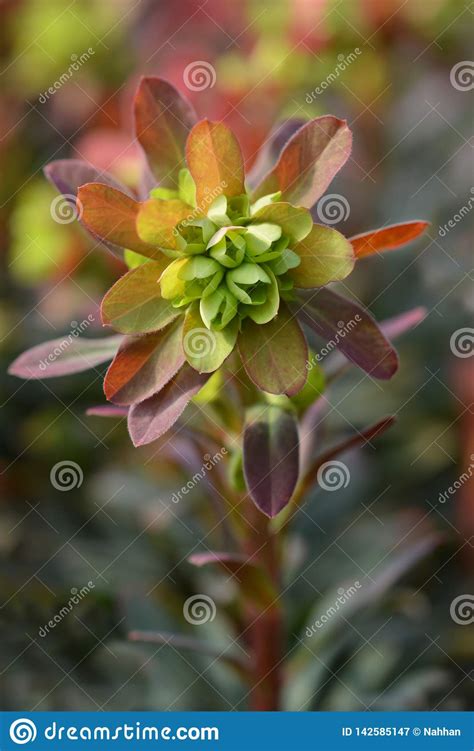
[{"left": 0, "top": 0, "right": 472, "bottom": 711}]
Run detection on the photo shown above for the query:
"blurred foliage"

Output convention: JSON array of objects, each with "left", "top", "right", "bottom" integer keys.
[{"left": 0, "top": 0, "right": 472, "bottom": 710}]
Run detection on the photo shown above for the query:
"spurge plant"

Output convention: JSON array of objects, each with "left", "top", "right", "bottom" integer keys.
[{"left": 10, "top": 77, "right": 429, "bottom": 709}]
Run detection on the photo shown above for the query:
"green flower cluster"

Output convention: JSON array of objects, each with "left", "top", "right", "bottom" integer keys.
[{"left": 156, "top": 185, "right": 306, "bottom": 332}]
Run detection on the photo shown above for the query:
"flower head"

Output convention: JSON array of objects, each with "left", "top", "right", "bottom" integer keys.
[{"left": 10, "top": 77, "right": 429, "bottom": 446}]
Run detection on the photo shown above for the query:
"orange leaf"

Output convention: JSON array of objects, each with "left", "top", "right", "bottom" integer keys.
[
  {"left": 186, "top": 120, "right": 245, "bottom": 209},
  {"left": 350, "top": 221, "right": 429, "bottom": 259}
]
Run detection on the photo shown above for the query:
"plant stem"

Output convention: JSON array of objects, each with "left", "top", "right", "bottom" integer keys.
[{"left": 244, "top": 502, "right": 283, "bottom": 711}]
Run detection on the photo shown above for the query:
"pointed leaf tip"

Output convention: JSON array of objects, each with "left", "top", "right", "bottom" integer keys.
[{"left": 350, "top": 221, "right": 429, "bottom": 259}]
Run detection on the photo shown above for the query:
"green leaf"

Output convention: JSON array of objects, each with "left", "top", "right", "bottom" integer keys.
[
  {"left": 182, "top": 303, "right": 238, "bottom": 373},
  {"left": 136, "top": 198, "right": 193, "bottom": 250},
  {"left": 186, "top": 119, "right": 245, "bottom": 209},
  {"left": 238, "top": 303, "right": 308, "bottom": 396},
  {"left": 243, "top": 404, "right": 300, "bottom": 517},
  {"left": 290, "top": 224, "right": 355, "bottom": 288},
  {"left": 133, "top": 77, "right": 197, "bottom": 187},
  {"left": 251, "top": 116, "right": 352, "bottom": 209},
  {"left": 101, "top": 260, "right": 180, "bottom": 334},
  {"left": 251, "top": 202, "right": 313, "bottom": 243}
]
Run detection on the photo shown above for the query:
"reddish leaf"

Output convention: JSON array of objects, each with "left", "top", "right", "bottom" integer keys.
[
  {"left": 189, "top": 552, "right": 278, "bottom": 609},
  {"left": 9, "top": 335, "right": 122, "bottom": 379},
  {"left": 134, "top": 77, "right": 196, "bottom": 187},
  {"left": 251, "top": 116, "right": 352, "bottom": 209},
  {"left": 296, "top": 289, "right": 398, "bottom": 380},
  {"left": 247, "top": 119, "right": 307, "bottom": 189},
  {"left": 350, "top": 221, "right": 429, "bottom": 259},
  {"left": 238, "top": 304, "right": 308, "bottom": 396},
  {"left": 86, "top": 405, "right": 128, "bottom": 417},
  {"left": 104, "top": 319, "right": 185, "bottom": 405},
  {"left": 186, "top": 120, "right": 245, "bottom": 208},
  {"left": 127, "top": 365, "right": 208, "bottom": 446},
  {"left": 77, "top": 183, "right": 159, "bottom": 257},
  {"left": 44, "top": 160, "right": 129, "bottom": 256},
  {"left": 243, "top": 405, "right": 300, "bottom": 517},
  {"left": 101, "top": 260, "right": 179, "bottom": 334},
  {"left": 136, "top": 198, "right": 192, "bottom": 249}
]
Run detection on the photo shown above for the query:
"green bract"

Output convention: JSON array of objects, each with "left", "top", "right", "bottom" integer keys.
[{"left": 137, "top": 180, "right": 312, "bottom": 334}]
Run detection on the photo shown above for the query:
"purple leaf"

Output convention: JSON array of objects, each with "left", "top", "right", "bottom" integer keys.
[
  {"left": 243, "top": 405, "right": 300, "bottom": 518},
  {"left": 134, "top": 77, "right": 197, "bottom": 187},
  {"left": 380, "top": 307, "right": 426, "bottom": 340},
  {"left": 127, "top": 364, "right": 208, "bottom": 446},
  {"left": 86, "top": 405, "right": 128, "bottom": 417},
  {"left": 9, "top": 335, "right": 122, "bottom": 379},
  {"left": 296, "top": 288, "right": 399, "bottom": 380}
]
